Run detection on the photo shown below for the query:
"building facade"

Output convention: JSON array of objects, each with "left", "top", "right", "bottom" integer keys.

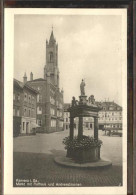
[
  {"left": 13, "top": 79, "right": 38, "bottom": 136},
  {"left": 97, "top": 101, "right": 122, "bottom": 130},
  {"left": 64, "top": 101, "right": 122, "bottom": 131},
  {"left": 27, "top": 29, "right": 64, "bottom": 133}
]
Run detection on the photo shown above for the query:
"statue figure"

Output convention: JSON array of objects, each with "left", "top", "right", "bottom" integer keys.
[
  {"left": 88, "top": 95, "right": 95, "bottom": 105},
  {"left": 72, "top": 96, "right": 76, "bottom": 107},
  {"left": 80, "top": 79, "right": 85, "bottom": 96},
  {"left": 90, "top": 95, "right": 95, "bottom": 104}
]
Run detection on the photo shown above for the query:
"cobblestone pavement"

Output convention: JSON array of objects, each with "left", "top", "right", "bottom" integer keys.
[{"left": 13, "top": 130, "right": 122, "bottom": 187}]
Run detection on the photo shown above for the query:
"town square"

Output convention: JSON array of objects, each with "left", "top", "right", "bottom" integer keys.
[{"left": 13, "top": 129, "right": 122, "bottom": 187}]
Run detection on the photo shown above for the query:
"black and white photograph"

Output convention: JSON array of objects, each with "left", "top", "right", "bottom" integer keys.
[{"left": 4, "top": 8, "right": 127, "bottom": 195}]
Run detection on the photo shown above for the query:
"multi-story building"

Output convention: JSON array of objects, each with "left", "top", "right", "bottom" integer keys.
[
  {"left": 64, "top": 101, "right": 122, "bottom": 131},
  {"left": 27, "top": 29, "right": 64, "bottom": 133},
  {"left": 97, "top": 101, "right": 122, "bottom": 130},
  {"left": 13, "top": 78, "right": 38, "bottom": 136}
]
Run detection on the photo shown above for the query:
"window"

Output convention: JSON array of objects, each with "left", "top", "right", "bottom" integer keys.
[
  {"left": 28, "top": 95, "right": 31, "bottom": 103},
  {"left": 24, "top": 108, "right": 27, "bottom": 116},
  {"left": 49, "top": 52, "right": 53, "bottom": 62},
  {"left": 28, "top": 109, "right": 31, "bottom": 117},
  {"left": 13, "top": 94, "right": 15, "bottom": 100},
  {"left": 39, "top": 95, "right": 42, "bottom": 103},
  {"left": 37, "top": 107, "right": 42, "bottom": 114},
  {"left": 17, "top": 94, "right": 20, "bottom": 101},
  {"left": 51, "top": 119, "right": 56, "bottom": 127},
  {"left": 51, "top": 108, "right": 55, "bottom": 115},
  {"left": 50, "top": 96, "right": 55, "bottom": 105},
  {"left": 66, "top": 118, "right": 68, "bottom": 122},
  {"left": 38, "top": 120, "right": 42, "bottom": 126},
  {"left": 37, "top": 94, "right": 40, "bottom": 102},
  {"left": 59, "top": 111, "right": 62, "bottom": 117},
  {"left": 32, "top": 96, "right": 35, "bottom": 104},
  {"left": 31, "top": 109, "right": 34, "bottom": 118},
  {"left": 17, "top": 109, "right": 20, "bottom": 116},
  {"left": 24, "top": 93, "right": 27, "bottom": 101},
  {"left": 109, "top": 107, "right": 114, "bottom": 111}
]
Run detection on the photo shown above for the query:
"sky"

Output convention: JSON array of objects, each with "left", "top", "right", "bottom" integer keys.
[{"left": 14, "top": 14, "right": 123, "bottom": 105}]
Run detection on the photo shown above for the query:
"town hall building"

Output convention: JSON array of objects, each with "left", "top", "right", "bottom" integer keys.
[{"left": 26, "top": 29, "right": 64, "bottom": 133}]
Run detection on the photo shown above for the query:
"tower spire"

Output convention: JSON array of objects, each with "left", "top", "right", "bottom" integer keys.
[{"left": 49, "top": 26, "right": 55, "bottom": 44}]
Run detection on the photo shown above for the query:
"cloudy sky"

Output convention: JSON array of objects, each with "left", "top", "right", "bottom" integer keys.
[{"left": 14, "top": 14, "right": 123, "bottom": 105}]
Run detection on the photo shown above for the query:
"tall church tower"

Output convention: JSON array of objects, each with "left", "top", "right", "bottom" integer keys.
[{"left": 44, "top": 29, "right": 59, "bottom": 87}]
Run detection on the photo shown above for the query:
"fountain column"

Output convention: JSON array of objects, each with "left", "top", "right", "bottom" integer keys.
[
  {"left": 94, "top": 117, "right": 99, "bottom": 140},
  {"left": 78, "top": 117, "right": 83, "bottom": 139},
  {"left": 69, "top": 116, "right": 74, "bottom": 140}
]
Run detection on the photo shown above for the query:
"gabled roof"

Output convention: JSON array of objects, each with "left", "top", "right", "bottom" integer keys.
[
  {"left": 14, "top": 78, "right": 38, "bottom": 94},
  {"left": 14, "top": 78, "right": 24, "bottom": 89}
]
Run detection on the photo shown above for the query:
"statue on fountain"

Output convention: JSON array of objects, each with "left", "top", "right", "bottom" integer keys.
[{"left": 80, "top": 79, "right": 85, "bottom": 96}]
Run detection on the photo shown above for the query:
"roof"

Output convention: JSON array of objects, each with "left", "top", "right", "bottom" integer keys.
[
  {"left": 96, "top": 101, "right": 122, "bottom": 111},
  {"left": 27, "top": 78, "right": 46, "bottom": 82},
  {"left": 14, "top": 78, "right": 24, "bottom": 89},
  {"left": 14, "top": 78, "right": 38, "bottom": 94},
  {"left": 49, "top": 30, "right": 56, "bottom": 44}
]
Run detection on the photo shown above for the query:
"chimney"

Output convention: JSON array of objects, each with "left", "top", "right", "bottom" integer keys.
[
  {"left": 23, "top": 72, "right": 27, "bottom": 84},
  {"left": 30, "top": 72, "right": 33, "bottom": 81}
]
